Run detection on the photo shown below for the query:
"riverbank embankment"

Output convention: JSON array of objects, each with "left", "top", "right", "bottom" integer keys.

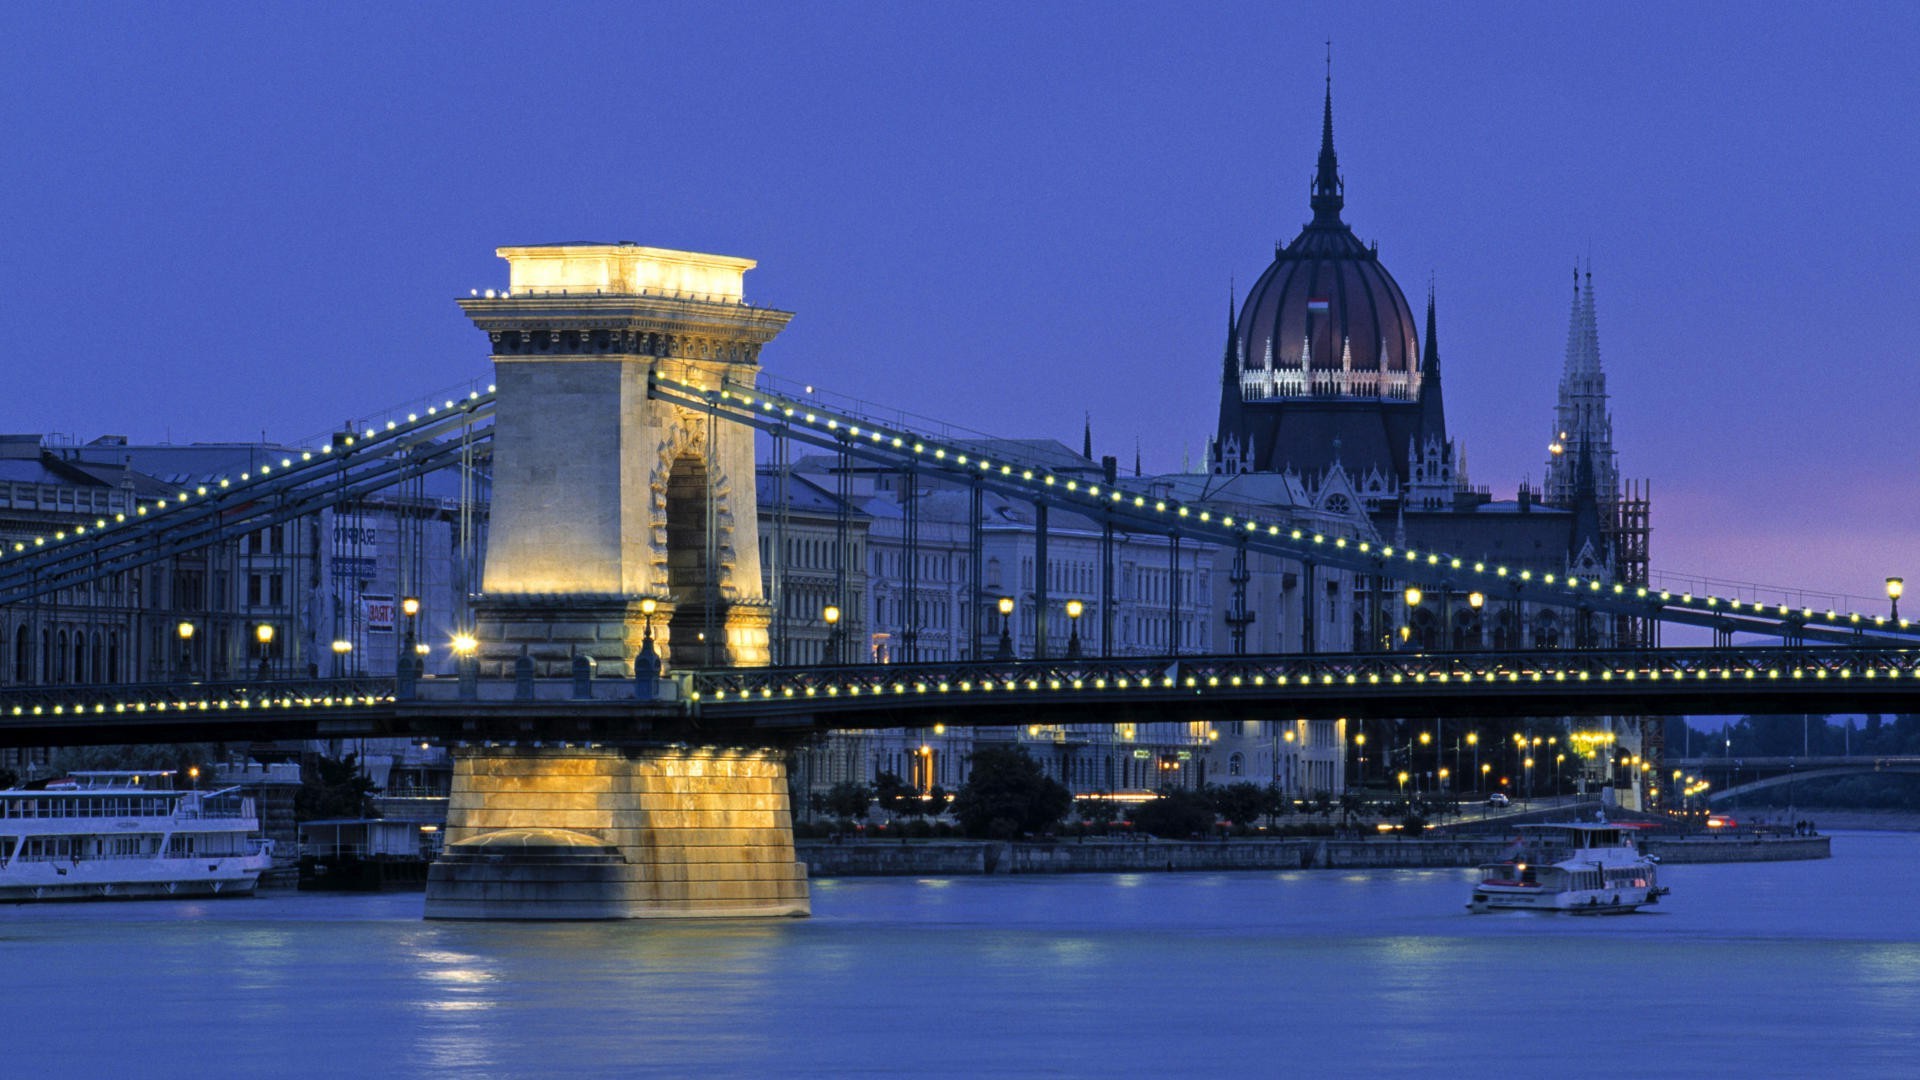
[{"left": 798, "top": 833, "right": 1828, "bottom": 877}]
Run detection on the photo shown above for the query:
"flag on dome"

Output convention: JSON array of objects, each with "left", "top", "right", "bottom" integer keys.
[{"left": 1307, "top": 297, "right": 1330, "bottom": 314}]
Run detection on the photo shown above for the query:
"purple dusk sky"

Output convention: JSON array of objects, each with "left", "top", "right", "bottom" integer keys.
[{"left": 2, "top": 4, "right": 1914, "bottom": 607}]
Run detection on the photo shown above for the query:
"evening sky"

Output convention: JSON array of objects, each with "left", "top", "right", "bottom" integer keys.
[{"left": 2, "top": 3, "right": 1914, "bottom": 605}]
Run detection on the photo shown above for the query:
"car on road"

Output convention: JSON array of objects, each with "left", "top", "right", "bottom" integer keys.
[{"left": 1486, "top": 793, "right": 1511, "bottom": 808}]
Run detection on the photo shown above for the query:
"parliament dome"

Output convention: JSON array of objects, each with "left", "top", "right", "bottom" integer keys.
[{"left": 1234, "top": 84, "right": 1421, "bottom": 402}]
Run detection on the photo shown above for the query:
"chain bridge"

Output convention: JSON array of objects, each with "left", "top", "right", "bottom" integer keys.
[{"left": 1, "top": 242, "right": 1913, "bottom": 920}]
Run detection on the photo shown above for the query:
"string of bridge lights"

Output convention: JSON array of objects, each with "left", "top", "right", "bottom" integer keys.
[
  {"left": 666, "top": 376, "right": 1914, "bottom": 637},
  {"left": 690, "top": 657, "right": 1920, "bottom": 704},
  {"left": 0, "top": 387, "right": 495, "bottom": 564},
  {"left": 2, "top": 693, "right": 394, "bottom": 719}
]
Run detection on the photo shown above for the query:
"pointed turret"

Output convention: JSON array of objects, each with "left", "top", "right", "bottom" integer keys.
[
  {"left": 1221, "top": 282, "right": 1240, "bottom": 387},
  {"left": 1416, "top": 286, "right": 1448, "bottom": 450},
  {"left": 1082, "top": 413, "right": 1093, "bottom": 460},
  {"left": 1310, "top": 65, "right": 1345, "bottom": 225}
]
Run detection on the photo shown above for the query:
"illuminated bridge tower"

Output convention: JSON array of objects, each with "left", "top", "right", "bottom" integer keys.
[
  {"left": 426, "top": 243, "right": 807, "bottom": 920},
  {"left": 458, "top": 243, "right": 793, "bottom": 675}
]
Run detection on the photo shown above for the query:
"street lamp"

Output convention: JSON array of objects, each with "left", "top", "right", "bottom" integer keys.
[
  {"left": 823, "top": 604, "right": 842, "bottom": 665},
  {"left": 255, "top": 623, "right": 274, "bottom": 680},
  {"left": 1403, "top": 586, "right": 1423, "bottom": 650},
  {"left": 1065, "top": 599, "right": 1084, "bottom": 659},
  {"left": 996, "top": 596, "right": 1015, "bottom": 661},
  {"left": 636, "top": 597, "right": 661, "bottom": 679},
  {"left": 1888, "top": 577, "right": 1904, "bottom": 621},
  {"left": 1467, "top": 591, "right": 1485, "bottom": 650},
  {"left": 331, "top": 638, "right": 352, "bottom": 677},
  {"left": 452, "top": 632, "right": 478, "bottom": 700},
  {"left": 1353, "top": 732, "right": 1367, "bottom": 787},
  {"left": 401, "top": 595, "right": 421, "bottom": 672},
  {"left": 176, "top": 620, "right": 195, "bottom": 681}
]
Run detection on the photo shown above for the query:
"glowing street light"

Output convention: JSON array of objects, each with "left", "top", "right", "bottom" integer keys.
[
  {"left": 823, "top": 604, "right": 842, "bottom": 665},
  {"left": 1065, "top": 599, "right": 1085, "bottom": 659},
  {"left": 1889, "top": 577, "right": 1904, "bottom": 621},
  {"left": 255, "top": 623, "right": 274, "bottom": 680},
  {"left": 637, "top": 597, "right": 661, "bottom": 679},
  {"left": 452, "top": 632, "right": 478, "bottom": 701},
  {"left": 996, "top": 596, "right": 1015, "bottom": 661},
  {"left": 175, "top": 620, "right": 195, "bottom": 682}
]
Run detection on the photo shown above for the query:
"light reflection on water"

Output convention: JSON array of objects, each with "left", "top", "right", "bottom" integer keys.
[{"left": 1, "top": 833, "right": 1918, "bottom": 1077}]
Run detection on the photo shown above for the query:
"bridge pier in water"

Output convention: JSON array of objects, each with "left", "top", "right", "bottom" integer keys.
[{"left": 425, "top": 744, "right": 810, "bottom": 920}]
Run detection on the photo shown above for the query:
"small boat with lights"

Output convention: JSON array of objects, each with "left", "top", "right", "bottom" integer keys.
[
  {"left": 1468, "top": 823, "right": 1665, "bottom": 915},
  {"left": 0, "top": 772, "right": 274, "bottom": 901}
]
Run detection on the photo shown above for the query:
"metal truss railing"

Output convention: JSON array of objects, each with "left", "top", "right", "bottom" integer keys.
[
  {"left": 650, "top": 372, "right": 1920, "bottom": 647},
  {"left": 0, "top": 391, "right": 496, "bottom": 605},
  {"left": 684, "top": 646, "right": 1920, "bottom": 707}
]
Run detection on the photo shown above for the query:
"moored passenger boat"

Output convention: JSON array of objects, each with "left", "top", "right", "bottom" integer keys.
[
  {"left": 0, "top": 772, "right": 274, "bottom": 901},
  {"left": 1468, "top": 823, "right": 1665, "bottom": 914}
]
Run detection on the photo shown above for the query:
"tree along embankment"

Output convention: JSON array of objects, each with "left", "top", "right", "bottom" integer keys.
[{"left": 796, "top": 832, "right": 1827, "bottom": 877}]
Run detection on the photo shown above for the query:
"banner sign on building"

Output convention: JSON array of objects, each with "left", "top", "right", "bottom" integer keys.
[{"left": 362, "top": 594, "right": 396, "bottom": 633}]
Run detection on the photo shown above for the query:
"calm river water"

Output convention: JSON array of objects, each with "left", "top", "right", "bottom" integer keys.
[{"left": 4, "top": 832, "right": 1918, "bottom": 1078}]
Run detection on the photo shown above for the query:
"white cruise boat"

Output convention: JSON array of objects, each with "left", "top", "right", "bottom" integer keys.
[
  {"left": 1468, "top": 823, "right": 1665, "bottom": 914},
  {"left": 0, "top": 772, "right": 274, "bottom": 901}
]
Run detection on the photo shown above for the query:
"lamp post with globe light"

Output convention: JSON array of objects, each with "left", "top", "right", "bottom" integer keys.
[
  {"left": 1889, "top": 577, "right": 1904, "bottom": 622},
  {"left": 453, "top": 633, "right": 478, "bottom": 700},
  {"left": 823, "top": 605, "right": 842, "bottom": 666},
  {"left": 1065, "top": 599, "right": 1085, "bottom": 659},
  {"left": 401, "top": 596, "right": 420, "bottom": 671},
  {"left": 636, "top": 597, "right": 661, "bottom": 680},
  {"left": 996, "top": 597, "right": 1015, "bottom": 661},
  {"left": 175, "top": 621, "right": 195, "bottom": 682},
  {"left": 255, "top": 623, "right": 274, "bottom": 680}
]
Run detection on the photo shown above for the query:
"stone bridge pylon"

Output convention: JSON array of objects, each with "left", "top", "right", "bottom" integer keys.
[
  {"left": 426, "top": 243, "right": 807, "bottom": 921},
  {"left": 459, "top": 242, "right": 793, "bottom": 677}
]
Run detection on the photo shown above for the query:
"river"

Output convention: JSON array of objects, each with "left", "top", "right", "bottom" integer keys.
[{"left": 3, "top": 832, "right": 1915, "bottom": 1078}]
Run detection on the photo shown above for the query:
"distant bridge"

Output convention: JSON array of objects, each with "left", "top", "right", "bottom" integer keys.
[{"left": 1669, "top": 754, "right": 1920, "bottom": 803}]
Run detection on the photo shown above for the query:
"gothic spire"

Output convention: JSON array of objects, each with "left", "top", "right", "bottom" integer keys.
[
  {"left": 1082, "top": 413, "right": 1093, "bottom": 460},
  {"left": 1415, "top": 283, "right": 1448, "bottom": 452},
  {"left": 1546, "top": 263, "right": 1617, "bottom": 508},
  {"left": 1310, "top": 50, "right": 1345, "bottom": 224},
  {"left": 1220, "top": 281, "right": 1240, "bottom": 388},
  {"left": 1421, "top": 282, "right": 1440, "bottom": 378}
]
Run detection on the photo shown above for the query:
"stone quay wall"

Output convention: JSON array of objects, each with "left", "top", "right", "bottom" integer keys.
[
  {"left": 1642, "top": 834, "right": 1831, "bottom": 863},
  {"left": 798, "top": 833, "right": 1827, "bottom": 877}
]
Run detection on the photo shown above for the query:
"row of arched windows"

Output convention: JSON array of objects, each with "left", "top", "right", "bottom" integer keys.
[{"left": 0, "top": 624, "right": 121, "bottom": 687}]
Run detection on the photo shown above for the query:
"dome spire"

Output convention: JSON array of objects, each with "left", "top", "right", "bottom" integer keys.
[{"left": 1311, "top": 43, "right": 1345, "bottom": 224}]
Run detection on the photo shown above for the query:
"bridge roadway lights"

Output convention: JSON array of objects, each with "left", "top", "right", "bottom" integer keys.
[{"left": 424, "top": 743, "right": 810, "bottom": 921}]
